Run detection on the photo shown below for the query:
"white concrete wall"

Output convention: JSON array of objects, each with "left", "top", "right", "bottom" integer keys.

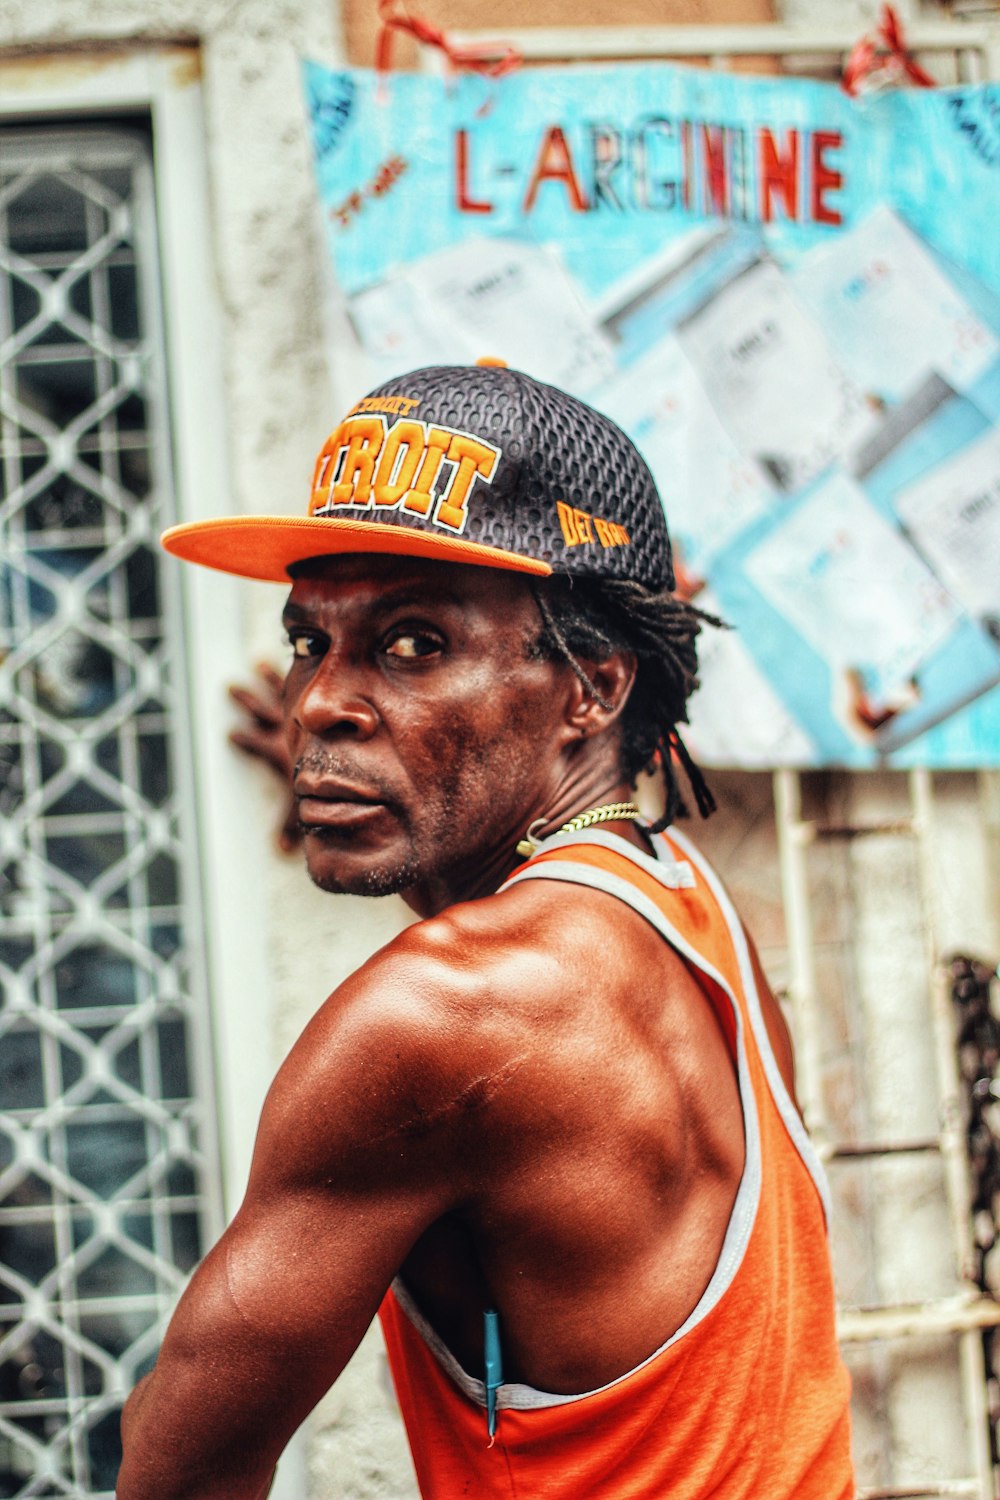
[{"left": 782, "top": 0, "right": 917, "bottom": 26}]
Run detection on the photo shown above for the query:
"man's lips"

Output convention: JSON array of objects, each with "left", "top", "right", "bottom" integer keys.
[
  {"left": 294, "top": 778, "right": 380, "bottom": 803},
  {"left": 294, "top": 781, "right": 389, "bottom": 829}
]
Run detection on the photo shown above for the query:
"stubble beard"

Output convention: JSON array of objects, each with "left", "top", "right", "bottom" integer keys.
[
  {"left": 301, "top": 825, "right": 422, "bottom": 898},
  {"left": 292, "top": 726, "right": 527, "bottom": 903},
  {"left": 293, "top": 745, "right": 423, "bottom": 896}
]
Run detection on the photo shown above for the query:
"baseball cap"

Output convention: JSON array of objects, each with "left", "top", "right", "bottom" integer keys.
[{"left": 161, "top": 362, "right": 674, "bottom": 591}]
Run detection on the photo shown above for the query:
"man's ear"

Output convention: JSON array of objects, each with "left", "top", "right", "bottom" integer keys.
[{"left": 564, "top": 650, "right": 638, "bottom": 739}]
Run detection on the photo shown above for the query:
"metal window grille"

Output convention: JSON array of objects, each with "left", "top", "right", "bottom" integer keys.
[{"left": 0, "top": 127, "right": 222, "bottom": 1498}]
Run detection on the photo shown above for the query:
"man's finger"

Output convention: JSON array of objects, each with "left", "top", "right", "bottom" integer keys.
[
  {"left": 255, "top": 662, "right": 287, "bottom": 694},
  {"left": 229, "top": 725, "right": 291, "bottom": 773},
  {"left": 229, "top": 685, "right": 282, "bottom": 725},
  {"left": 229, "top": 727, "right": 279, "bottom": 755}
]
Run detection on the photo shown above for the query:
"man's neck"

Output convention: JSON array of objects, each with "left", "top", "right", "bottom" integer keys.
[{"left": 400, "top": 773, "right": 647, "bottom": 919}]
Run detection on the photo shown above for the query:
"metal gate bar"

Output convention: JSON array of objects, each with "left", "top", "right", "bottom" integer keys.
[
  {"left": 775, "top": 767, "right": 996, "bottom": 1498},
  {"left": 448, "top": 19, "right": 1000, "bottom": 80}
]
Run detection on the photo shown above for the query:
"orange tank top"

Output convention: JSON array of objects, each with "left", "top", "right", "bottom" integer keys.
[{"left": 379, "top": 826, "right": 854, "bottom": 1499}]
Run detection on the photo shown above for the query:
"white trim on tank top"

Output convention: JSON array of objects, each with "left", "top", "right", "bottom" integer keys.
[{"left": 390, "top": 824, "right": 787, "bottom": 1412}]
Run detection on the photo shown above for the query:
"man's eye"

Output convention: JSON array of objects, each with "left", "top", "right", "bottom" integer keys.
[
  {"left": 384, "top": 632, "right": 440, "bottom": 660},
  {"left": 288, "top": 632, "right": 325, "bottom": 659}
]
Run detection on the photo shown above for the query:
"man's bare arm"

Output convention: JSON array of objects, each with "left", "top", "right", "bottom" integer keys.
[{"left": 116, "top": 942, "right": 496, "bottom": 1500}]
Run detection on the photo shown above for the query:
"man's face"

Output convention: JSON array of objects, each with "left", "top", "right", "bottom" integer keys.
[{"left": 282, "top": 555, "right": 574, "bottom": 908}]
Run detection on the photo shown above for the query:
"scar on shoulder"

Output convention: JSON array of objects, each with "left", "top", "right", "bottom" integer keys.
[{"left": 391, "top": 1054, "right": 530, "bottom": 1142}]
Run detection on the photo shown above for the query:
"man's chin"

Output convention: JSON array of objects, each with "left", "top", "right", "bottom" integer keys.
[{"left": 301, "top": 831, "right": 419, "bottom": 898}]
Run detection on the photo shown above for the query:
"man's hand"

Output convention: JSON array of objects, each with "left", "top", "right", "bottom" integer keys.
[{"left": 228, "top": 663, "right": 299, "bottom": 851}]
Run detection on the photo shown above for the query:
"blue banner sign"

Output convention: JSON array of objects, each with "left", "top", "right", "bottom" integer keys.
[{"left": 304, "top": 60, "right": 1000, "bottom": 768}]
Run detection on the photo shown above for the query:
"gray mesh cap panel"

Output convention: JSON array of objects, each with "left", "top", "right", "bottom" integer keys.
[{"left": 341, "top": 364, "right": 675, "bottom": 590}]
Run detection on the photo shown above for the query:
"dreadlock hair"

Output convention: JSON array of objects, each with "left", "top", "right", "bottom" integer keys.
[{"left": 528, "top": 576, "right": 724, "bottom": 833}]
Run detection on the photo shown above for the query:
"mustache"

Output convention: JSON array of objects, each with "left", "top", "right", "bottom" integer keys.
[{"left": 294, "top": 748, "right": 368, "bottom": 781}]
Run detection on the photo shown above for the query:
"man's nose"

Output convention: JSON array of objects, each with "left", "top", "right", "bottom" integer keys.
[{"left": 289, "top": 656, "right": 379, "bottom": 739}]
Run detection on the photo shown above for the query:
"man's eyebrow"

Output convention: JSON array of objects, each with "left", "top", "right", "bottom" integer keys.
[
  {"left": 281, "top": 601, "right": 311, "bottom": 624},
  {"left": 283, "top": 587, "right": 464, "bottom": 624},
  {"left": 375, "top": 588, "right": 463, "bottom": 612}
]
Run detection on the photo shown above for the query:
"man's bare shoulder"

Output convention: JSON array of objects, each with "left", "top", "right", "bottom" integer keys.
[
  {"left": 311, "top": 879, "right": 582, "bottom": 1035},
  {"left": 342, "top": 874, "right": 641, "bottom": 1048},
  {"left": 259, "top": 883, "right": 576, "bottom": 1186}
]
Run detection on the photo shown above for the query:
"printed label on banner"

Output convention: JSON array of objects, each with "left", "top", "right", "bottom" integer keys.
[
  {"left": 677, "top": 260, "right": 874, "bottom": 493},
  {"left": 744, "top": 472, "right": 961, "bottom": 699},
  {"left": 792, "top": 206, "right": 1000, "bottom": 406},
  {"left": 894, "top": 425, "right": 1000, "bottom": 620}
]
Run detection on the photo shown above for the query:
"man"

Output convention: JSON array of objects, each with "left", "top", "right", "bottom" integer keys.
[{"left": 117, "top": 362, "right": 853, "bottom": 1498}]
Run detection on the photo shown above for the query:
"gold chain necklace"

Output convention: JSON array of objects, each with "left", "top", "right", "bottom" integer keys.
[{"left": 516, "top": 801, "right": 641, "bottom": 858}]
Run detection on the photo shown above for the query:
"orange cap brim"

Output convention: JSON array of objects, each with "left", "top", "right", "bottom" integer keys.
[{"left": 160, "top": 515, "right": 554, "bottom": 582}]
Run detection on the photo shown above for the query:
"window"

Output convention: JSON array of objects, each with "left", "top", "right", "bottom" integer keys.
[{"left": 0, "top": 127, "right": 222, "bottom": 1498}]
